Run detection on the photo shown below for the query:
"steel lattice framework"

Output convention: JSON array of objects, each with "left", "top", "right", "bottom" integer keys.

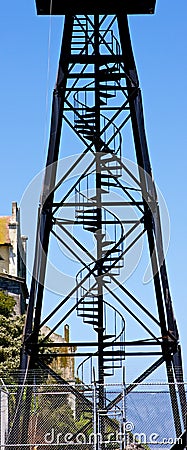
[{"left": 8, "top": 2, "right": 186, "bottom": 448}]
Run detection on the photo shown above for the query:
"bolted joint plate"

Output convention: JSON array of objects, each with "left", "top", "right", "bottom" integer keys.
[{"left": 35, "top": 0, "right": 156, "bottom": 15}]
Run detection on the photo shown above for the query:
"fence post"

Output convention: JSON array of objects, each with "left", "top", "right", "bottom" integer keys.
[
  {"left": 0, "top": 386, "right": 9, "bottom": 450},
  {"left": 93, "top": 371, "right": 98, "bottom": 450}
]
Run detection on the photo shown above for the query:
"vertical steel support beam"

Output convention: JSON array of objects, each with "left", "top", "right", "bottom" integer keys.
[
  {"left": 117, "top": 13, "right": 185, "bottom": 436},
  {"left": 17, "top": 16, "right": 74, "bottom": 445}
]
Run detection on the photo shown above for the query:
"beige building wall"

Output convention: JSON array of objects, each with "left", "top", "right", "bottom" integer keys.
[
  {"left": 0, "top": 202, "right": 27, "bottom": 278},
  {"left": 41, "top": 324, "right": 76, "bottom": 381},
  {"left": 0, "top": 246, "right": 9, "bottom": 274},
  {"left": 0, "top": 202, "right": 28, "bottom": 315}
]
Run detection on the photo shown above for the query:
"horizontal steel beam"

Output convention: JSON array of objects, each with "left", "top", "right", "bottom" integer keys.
[{"left": 34, "top": 340, "right": 163, "bottom": 347}]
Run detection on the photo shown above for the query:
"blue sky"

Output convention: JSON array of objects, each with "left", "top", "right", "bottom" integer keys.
[{"left": 0, "top": 1, "right": 187, "bottom": 382}]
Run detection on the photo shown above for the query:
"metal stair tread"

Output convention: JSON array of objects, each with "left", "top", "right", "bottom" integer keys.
[
  {"left": 101, "top": 240, "right": 115, "bottom": 247},
  {"left": 99, "top": 92, "right": 116, "bottom": 98},
  {"left": 90, "top": 189, "right": 109, "bottom": 199},
  {"left": 99, "top": 74, "right": 122, "bottom": 81},
  {"left": 101, "top": 165, "right": 122, "bottom": 170},
  {"left": 85, "top": 320, "right": 99, "bottom": 326},
  {"left": 99, "top": 83, "right": 116, "bottom": 88},
  {"left": 82, "top": 314, "right": 98, "bottom": 318},
  {"left": 101, "top": 149, "right": 115, "bottom": 155},
  {"left": 100, "top": 153, "right": 116, "bottom": 158},
  {"left": 74, "top": 118, "right": 95, "bottom": 123},
  {"left": 103, "top": 263, "right": 124, "bottom": 268},
  {"left": 82, "top": 208, "right": 97, "bottom": 213},
  {"left": 82, "top": 135, "right": 94, "bottom": 140},
  {"left": 85, "top": 106, "right": 96, "bottom": 112},
  {"left": 103, "top": 365, "right": 115, "bottom": 369},
  {"left": 103, "top": 268, "right": 120, "bottom": 277},
  {"left": 77, "top": 129, "right": 95, "bottom": 134},
  {"left": 75, "top": 208, "right": 96, "bottom": 213},
  {"left": 104, "top": 357, "right": 124, "bottom": 362},
  {"left": 85, "top": 227, "right": 98, "bottom": 232},
  {"left": 99, "top": 66, "right": 118, "bottom": 73},
  {"left": 99, "top": 99, "right": 107, "bottom": 105},
  {"left": 75, "top": 125, "right": 95, "bottom": 130},
  {"left": 77, "top": 307, "right": 99, "bottom": 311},
  {"left": 79, "top": 113, "right": 95, "bottom": 119},
  {"left": 80, "top": 293, "right": 94, "bottom": 298},
  {"left": 78, "top": 301, "right": 99, "bottom": 305},
  {"left": 76, "top": 215, "right": 97, "bottom": 219},
  {"left": 76, "top": 218, "right": 97, "bottom": 223},
  {"left": 102, "top": 249, "right": 122, "bottom": 254},
  {"left": 101, "top": 181, "right": 118, "bottom": 186},
  {"left": 101, "top": 174, "right": 121, "bottom": 178},
  {"left": 103, "top": 255, "right": 122, "bottom": 260},
  {"left": 103, "top": 334, "right": 115, "bottom": 340}
]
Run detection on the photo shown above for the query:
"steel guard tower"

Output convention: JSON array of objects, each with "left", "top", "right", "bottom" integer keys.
[{"left": 18, "top": 0, "right": 186, "bottom": 443}]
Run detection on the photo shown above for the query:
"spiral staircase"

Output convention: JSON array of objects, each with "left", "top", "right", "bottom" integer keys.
[{"left": 72, "top": 56, "right": 126, "bottom": 381}]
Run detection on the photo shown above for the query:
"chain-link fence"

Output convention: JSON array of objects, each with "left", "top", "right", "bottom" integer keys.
[{"left": 0, "top": 380, "right": 186, "bottom": 450}]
